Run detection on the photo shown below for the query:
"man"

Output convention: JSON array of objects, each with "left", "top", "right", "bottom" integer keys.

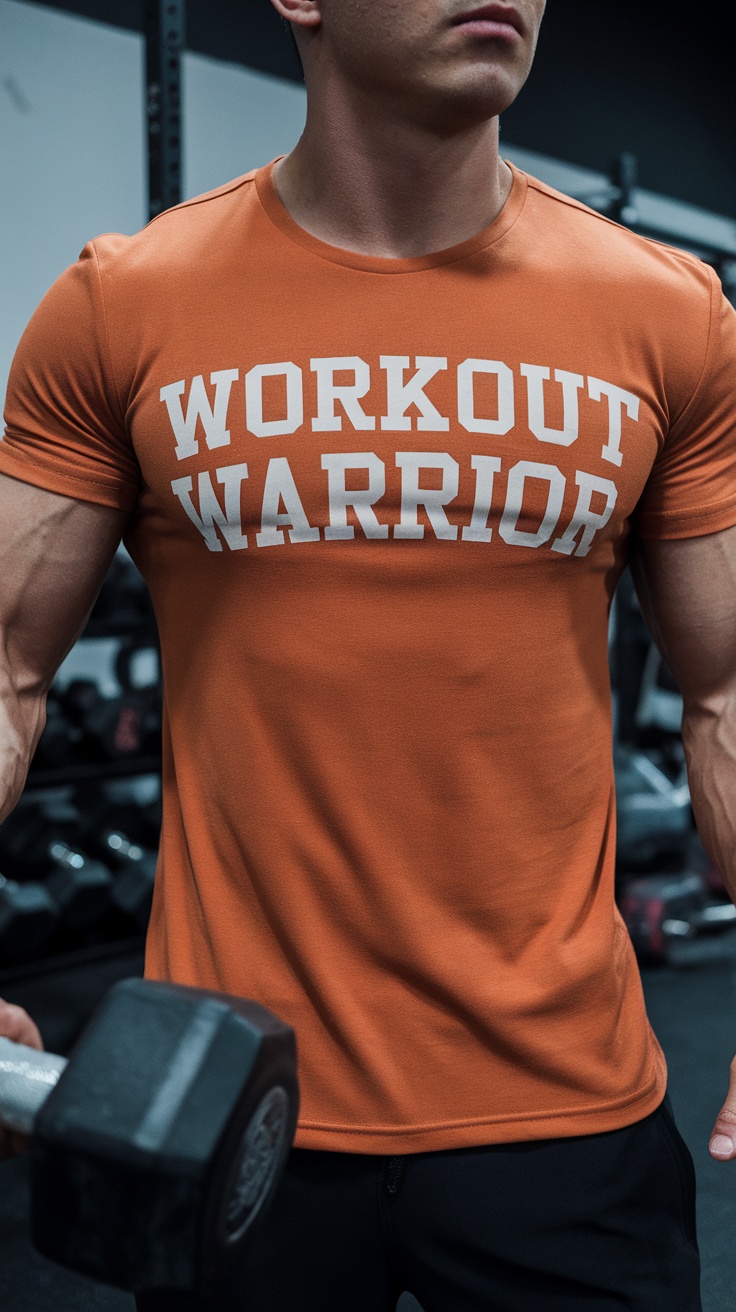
[{"left": 0, "top": 0, "right": 735, "bottom": 1307}]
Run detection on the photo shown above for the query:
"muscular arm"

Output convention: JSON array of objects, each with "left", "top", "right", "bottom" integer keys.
[
  {"left": 632, "top": 524, "right": 736, "bottom": 1159},
  {"left": 0, "top": 473, "right": 126, "bottom": 1156},
  {"left": 632, "top": 526, "right": 736, "bottom": 898},
  {"left": 0, "top": 472, "right": 128, "bottom": 821}
]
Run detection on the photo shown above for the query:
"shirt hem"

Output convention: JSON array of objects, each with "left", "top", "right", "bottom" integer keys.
[
  {"left": 292, "top": 1069, "right": 668, "bottom": 1154},
  {"left": 0, "top": 443, "right": 139, "bottom": 512},
  {"left": 636, "top": 496, "right": 736, "bottom": 541}
]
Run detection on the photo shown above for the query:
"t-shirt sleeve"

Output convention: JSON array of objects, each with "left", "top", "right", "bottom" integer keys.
[
  {"left": 1, "top": 241, "right": 140, "bottom": 511},
  {"left": 635, "top": 267, "right": 736, "bottom": 540}
]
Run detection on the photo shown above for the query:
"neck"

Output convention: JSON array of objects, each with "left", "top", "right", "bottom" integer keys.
[{"left": 273, "top": 75, "right": 512, "bottom": 260}]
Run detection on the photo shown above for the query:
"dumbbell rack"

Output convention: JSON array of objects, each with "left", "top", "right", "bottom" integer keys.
[
  {"left": 25, "top": 598, "right": 162, "bottom": 790},
  {"left": 0, "top": 556, "right": 162, "bottom": 988}
]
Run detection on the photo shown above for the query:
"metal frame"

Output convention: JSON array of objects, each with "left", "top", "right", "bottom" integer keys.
[{"left": 145, "top": 0, "right": 185, "bottom": 221}]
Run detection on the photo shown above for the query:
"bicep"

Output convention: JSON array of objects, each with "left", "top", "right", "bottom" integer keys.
[
  {"left": 632, "top": 525, "right": 736, "bottom": 705},
  {"left": 0, "top": 473, "right": 128, "bottom": 691}
]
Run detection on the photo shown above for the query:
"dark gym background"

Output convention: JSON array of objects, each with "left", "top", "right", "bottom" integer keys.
[
  {"left": 1, "top": 1, "right": 736, "bottom": 1309},
  {"left": 30, "top": 0, "right": 736, "bottom": 214}
]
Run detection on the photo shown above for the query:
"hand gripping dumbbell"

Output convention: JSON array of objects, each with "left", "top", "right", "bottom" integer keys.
[{"left": 0, "top": 978, "right": 299, "bottom": 1294}]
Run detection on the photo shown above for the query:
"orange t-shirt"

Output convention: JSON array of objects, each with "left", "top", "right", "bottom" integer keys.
[{"left": 4, "top": 161, "right": 736, "bottom": 1152}]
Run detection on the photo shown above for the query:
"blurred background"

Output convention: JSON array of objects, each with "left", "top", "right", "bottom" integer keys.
[{"left": 0, "top": 1, "right": 735, "bottom": 1308}]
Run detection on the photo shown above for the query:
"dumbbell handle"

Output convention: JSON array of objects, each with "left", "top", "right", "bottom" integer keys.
[{"left": 0, "top": 1038, "right": 67, "bottom": 1134}]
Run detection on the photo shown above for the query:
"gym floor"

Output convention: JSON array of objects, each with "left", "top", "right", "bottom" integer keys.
[{"left": 0, "top": 951, "right": 735, "bottom": 1311}]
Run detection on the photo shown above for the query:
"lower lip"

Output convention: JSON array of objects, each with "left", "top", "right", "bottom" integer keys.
[{"left": 456, "top": 19, "right": 521, "bottom": 40}]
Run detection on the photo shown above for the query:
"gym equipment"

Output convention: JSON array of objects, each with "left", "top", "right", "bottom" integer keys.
[
  {"left": 32, "top": 690, "right": 85, "bottom": 769},
  {"left": 146, "top": 0, "right": 184, "bottom": 220},
  {"left": 609, "top": 152, "right": 639, "bottom": 227},
  {"left": 615, "top": 744, "right": 692, "bottom": 871},
  {"left": 74, "top": 789, "right": 162, "bottom": 852},
  {"left": 0, "top": 876, "right": 59, "bottom": 964},
  {"left": 619, "top": 871, "right": 736, "bottom": 964},
  {"left": 62, "top": 679, "right": 158, "bottom": 762},
  {"left": 635, "top": 644, "right": 683, "bottom": 737},
  {"left": 0, "top": 803, "right": 113, "bottom": 932},
  {"left": 31, "top": 679, "right": 160, "bottom": 771},
  {"left": 44, "top": 846, "right": 113, "bottom": 933},
  {"left": 79, "top": 820, "right": 157, "bottom": 933},
  {"left": 0, "top": 801, "right": 74, "bottom": 877},
  {"left": 0, "top": 978, "right": 299, "bottom": 1294}
]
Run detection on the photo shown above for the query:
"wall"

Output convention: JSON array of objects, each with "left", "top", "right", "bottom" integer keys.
[
  {"left": 0, "top": 0, "right": 307, "bottom": 405},
  {"left": 2, "top": 0, "right": 735, "bottom": 407},
  {"left": 26, "top": 0, "right": 736, "bottom": 218},
  {"left": 501, "top": 0, "right": 736, "bottom": 218}
]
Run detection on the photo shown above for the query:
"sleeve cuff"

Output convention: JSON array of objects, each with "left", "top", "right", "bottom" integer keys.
[{"left": 0, "top": 444, "right": 139, "bottom": 513}]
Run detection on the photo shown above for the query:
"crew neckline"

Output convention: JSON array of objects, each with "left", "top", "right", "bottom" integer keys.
[{"left": 254, "top": 157, "right": 528, "bottom": 274}]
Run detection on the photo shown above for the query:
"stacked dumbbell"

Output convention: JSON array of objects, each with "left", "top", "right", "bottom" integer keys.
[
  {"left": 617, "top": 831, "right": 736, "bottom": 965},
  {"left": 0, "top": 552, "right": 162, "bottom": 969},
  {"left": 0, "top": 792, "right": 160, "bottom": 967},
  {"left": 32, "top": 546, "right": 160, "bottom": 776},
  {"left": 32, "top": 645, "right": 161, "bottom": 773},
  {"left": 76, "top": 794, "right": 160, "bottom": 935}
]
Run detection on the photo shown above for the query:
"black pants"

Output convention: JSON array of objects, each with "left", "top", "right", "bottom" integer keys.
[{"left": 138, "top": 1097, "right": 700, "bottom": 1312}]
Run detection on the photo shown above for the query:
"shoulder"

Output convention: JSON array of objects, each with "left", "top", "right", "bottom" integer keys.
[
  {"left": 518, "top": 169, "right": 715, "bottom": 312},
  {"left": 88, "top": 170, "right": 261, "bottom": 284}
]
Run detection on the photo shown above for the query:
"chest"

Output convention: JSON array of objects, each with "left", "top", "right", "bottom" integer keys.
[{"left": 123, "top": 290, "right": 666, "bottom": 562}]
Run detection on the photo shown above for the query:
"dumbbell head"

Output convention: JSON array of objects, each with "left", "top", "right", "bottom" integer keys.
[
  {"left": 44, "top": 847, "right": 113, "bottom": 933},
  {"left": 75, "top": 789, "right": 162, "bottom": 851},
  {"left": 30, "top": 978, "right": 299, "bottom": 1295},
  {"left": 618, "top": 872, "right": 707, "bottom": 961},
  {"left": 62, "top": 679, "right": 102, "bottom": 723},
  {"left": 0, "top": 877, "right": 59, "bottom": 964},
  {"left": 33, "top": 694, "right": 85, "bottom": 769},
  {"left": 109, "top": 867, "right": 154, "bottom": 934},
  {"left": 73, "top": 818, "right": 157, "bottom": 933},
  {"left": 0, "top": 801, "right": 79, "bottom": 879},
  {"left": 62, "top": 682, "right": 152, "bottom": 762}
]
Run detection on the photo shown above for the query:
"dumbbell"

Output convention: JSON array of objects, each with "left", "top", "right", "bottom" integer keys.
[
  {"left": 62, "top": 679, "right": 157, "bottom": 762},
  {"left": 0, "top": 876, "right": 60, "bottom": 964},
  {"left": 45, "top": 844, "right": 113, "bottom": 933},
  {"left": 0, "top": 800, "right": 78, "bottom": 877},
  {"left": 72, "top": 788, "right": 162, "bottom": 852},
  {"left": 618, "top": 871, "right": 736, "bottom": 963},
  {"left": 32, "top": 690, "right": 86, "bottom": 769},
  {"left": 77, "top": 817, "right": 157, "bottom": 934},
  {"left": 0, "top": 804, "right": 113, "bottom": 934},
  {"left": 33, "top": 680, "right": 157, "bottom": 770},
  {"left": 0, "top": 977, "right": 299, "bottom": 1294}
]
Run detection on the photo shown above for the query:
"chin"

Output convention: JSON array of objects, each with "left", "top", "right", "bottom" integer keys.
[{"left": 422, "top": 70, "right": 523, "bottom": 127}]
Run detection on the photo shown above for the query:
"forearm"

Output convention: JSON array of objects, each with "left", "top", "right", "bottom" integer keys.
[
  {"left": 631, "top": 526, "right": 736, "bottom": 1159},
  {"left": 682, "top": 696, "right": 736, "bottom": 903},
  {"left": 0, "top": 477, "right": 128, "bottom": 821},
  {"left": 632, "top": 530, "right": 736, "bottom": 900}
]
